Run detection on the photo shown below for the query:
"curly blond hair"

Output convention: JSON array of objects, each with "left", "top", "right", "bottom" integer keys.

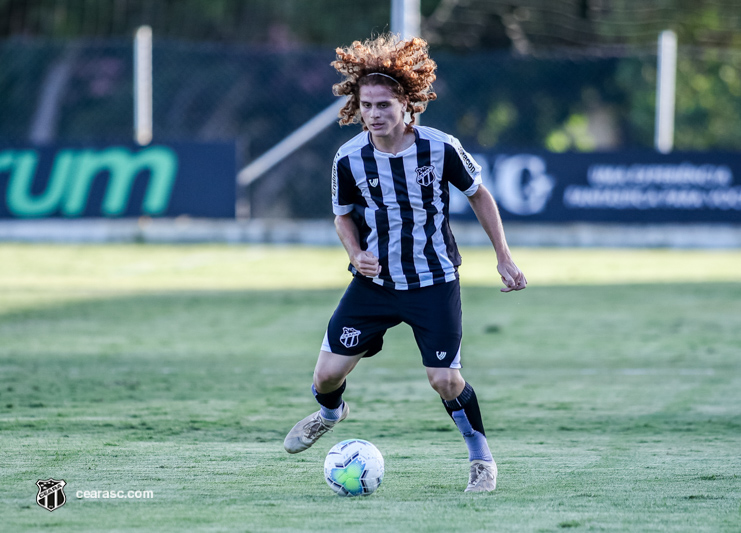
[{"left": 331, "top": 34, "right": 437, "bottom": 132}]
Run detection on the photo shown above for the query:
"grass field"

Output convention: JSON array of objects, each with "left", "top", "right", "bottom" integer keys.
[{"left": 1, "top": 244, "right": 740, "bottom": 532}]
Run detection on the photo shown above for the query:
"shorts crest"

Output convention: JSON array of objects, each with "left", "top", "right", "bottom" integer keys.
[{"left": 340, "top": 327, "right": 361, "bottom": 348}]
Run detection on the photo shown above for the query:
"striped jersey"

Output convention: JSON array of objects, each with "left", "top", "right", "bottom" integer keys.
[{"left": 331, "top": 125, "right": 482, "bottom": 290}]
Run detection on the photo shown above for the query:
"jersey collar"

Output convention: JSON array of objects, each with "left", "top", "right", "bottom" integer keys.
[{"left": 368, "top": 128, "right": 419, "bottom": 158}]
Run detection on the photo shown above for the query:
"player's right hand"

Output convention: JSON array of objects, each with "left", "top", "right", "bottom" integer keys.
[{"left": 352, "top": 251, "right": 382, "bottom": 277}]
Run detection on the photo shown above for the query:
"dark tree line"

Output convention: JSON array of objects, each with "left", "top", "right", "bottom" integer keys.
[
  {"left": 2, "top": 0, "right": 740, "bottom": 156},
  {"left": 2, "top": 0, "right": 740, "bottom": 51}
]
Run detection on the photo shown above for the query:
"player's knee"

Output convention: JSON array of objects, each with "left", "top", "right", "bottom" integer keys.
[
  {"left": 314, "top": 350, "right": 364, "bottom": 393},
  {"left": 427, "top": 370, "right": 464, "bottom": 399},
  {"left": 313, "top": 368, "right": 346, "bottom": 393}
]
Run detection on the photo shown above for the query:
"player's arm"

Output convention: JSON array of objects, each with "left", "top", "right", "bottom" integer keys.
[
  {"left": 334, "top": 214, "right": 381, "bottom": 277},
  {"left": 467, "top": 185, "right": 527, "bottom": 293}
]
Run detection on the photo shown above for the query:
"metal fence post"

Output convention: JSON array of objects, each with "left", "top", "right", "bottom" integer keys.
[
  {"left": 655, "top": 30, "right": 677, "bottom": 154},
  {"left": 134, "top": 25, "right": 153, "bottom": 146}
]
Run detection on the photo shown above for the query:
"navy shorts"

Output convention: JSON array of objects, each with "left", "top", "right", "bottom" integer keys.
[{"left": 321, "top": 276, "right": 463, "bottom": 368}]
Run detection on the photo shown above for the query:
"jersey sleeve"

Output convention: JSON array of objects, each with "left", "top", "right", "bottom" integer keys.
[
  {"left": 443, "top": 137, "right": 482, "bottom": 197},
  {"left": 331, "top": 152, "right": 356, "bottom": 215}
]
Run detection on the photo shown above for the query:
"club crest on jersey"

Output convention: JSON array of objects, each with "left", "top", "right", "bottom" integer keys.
[
  {"left": 36, "top": 478, "right": 67, "bottom": 512},
  {"left": 415, "top": 165, "right": 435, "bottom": 186},
  {"left": 368, "top": 177, "right": 379, "bottom": 188},
  {"left": 340, "top": 327, "right": 361, "bottom": 348}
]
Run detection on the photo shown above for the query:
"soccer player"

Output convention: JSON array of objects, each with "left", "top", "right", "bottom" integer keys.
[{"left": 284, "top": 34, "right": 527, "bottom": 492}]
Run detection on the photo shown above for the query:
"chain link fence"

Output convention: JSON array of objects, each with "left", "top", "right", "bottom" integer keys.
[{"left": 2, "top": 37, "right": 741, "bottom": 219}]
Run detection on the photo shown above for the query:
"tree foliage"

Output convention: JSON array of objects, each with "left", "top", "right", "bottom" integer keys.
[{"left": 2, "top": 0, "right": 741, "bottom": 151}]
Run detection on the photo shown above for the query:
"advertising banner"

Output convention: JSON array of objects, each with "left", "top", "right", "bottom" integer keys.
[
  {"left": 0, "top": 142, "right": 235, "bottom": 218},
  {"left": 450, "top": 151, "right": 741, "bottom": 223}
]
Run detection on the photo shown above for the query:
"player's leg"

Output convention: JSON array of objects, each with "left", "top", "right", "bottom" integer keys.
[
  {"left": 284, "top": 276, "right": 395, "bottom": 454},
  {"left": 427, "top": 367, "right": 492, "bottom": 462},
  {"left": 312, "top": 349, "right": 364, "bottom": 420},
  {"left": 406, "top": 280, "right": 497, "bottom": 492},
  {"left": 427, "top": 367, "right": 497, "bottom": 492},
  {"left": 283, "top": 350, "right": 362, "bottom": 454},
  {"left": 425, "top": 365, "right": 465, "bottom": 401}
]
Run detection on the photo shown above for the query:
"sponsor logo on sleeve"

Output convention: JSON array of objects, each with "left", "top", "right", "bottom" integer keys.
[
  {"left": 331, "top": 154, "right": 339, "bottom": 199},
  {"left": 456, "top": 145, "right": 479, "bottom": 177}
]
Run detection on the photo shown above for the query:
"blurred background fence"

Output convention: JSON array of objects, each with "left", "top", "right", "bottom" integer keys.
[{"left": 2, "top": 0, "right": 741, "bottom": 221}]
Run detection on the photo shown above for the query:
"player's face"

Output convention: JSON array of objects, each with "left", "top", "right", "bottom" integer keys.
[{"left": 359, "top": 84, "right": 407, "bottom": 140}]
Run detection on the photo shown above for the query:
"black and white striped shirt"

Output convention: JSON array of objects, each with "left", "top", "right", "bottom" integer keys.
[{"left": 332, "top": 125, "right": 482, "bottom": 290}]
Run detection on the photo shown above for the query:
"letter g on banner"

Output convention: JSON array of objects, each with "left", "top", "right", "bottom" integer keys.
[{"left": 494, "top": 155, "right": 555, "bottom": 216}]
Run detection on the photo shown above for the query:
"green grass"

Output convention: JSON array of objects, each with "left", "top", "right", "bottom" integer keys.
[{"left": 1, "top": 244, "right": 740, "bottom": 532}]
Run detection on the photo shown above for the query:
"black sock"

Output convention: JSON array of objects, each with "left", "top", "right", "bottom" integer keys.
[
  {"left": 441, "top": 382, "right": 486, "bottom": 437},
  {"left": 313, "top": 380, "right": 346, "bottom": 409}
]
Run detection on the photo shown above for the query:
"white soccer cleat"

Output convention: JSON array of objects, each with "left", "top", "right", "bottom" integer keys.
[
  {"left": 465, "top": 460, "right": 497, "bottom": 492},
  {"left": 283, "top": 402, "right": 350, "bottom": 454}
]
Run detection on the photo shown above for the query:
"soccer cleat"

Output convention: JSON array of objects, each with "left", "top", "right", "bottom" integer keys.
[
  {"left": 465, "top": 460, "right": 497, "bottom": 492},
  {"left": 283, "top": 402, "right": 349, "bottom": 454}
]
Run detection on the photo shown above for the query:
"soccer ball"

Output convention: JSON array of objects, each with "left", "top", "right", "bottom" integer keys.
[{"left": 324, "top": 439, "right": 384, "bottom": 497}]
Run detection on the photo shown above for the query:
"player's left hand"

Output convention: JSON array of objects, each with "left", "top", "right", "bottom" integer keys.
[{"left": 497, "top": 260, "right": 527, "bottom": 293}]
